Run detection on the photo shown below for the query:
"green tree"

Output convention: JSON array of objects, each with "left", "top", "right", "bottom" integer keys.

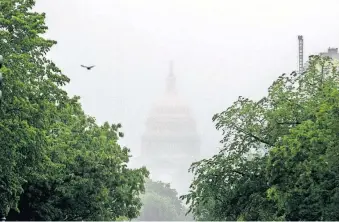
[
  {"left": 1, "top": 0, "right": 149, "bottom": 220},
  {"left": 266, "top": 56, "right": 339, "bottom": 220},
  {"left": 183, "top": 55, "right": 339, "bottom": 221},
  {"left": 8, "top": 115, "right": 149, "bottom": 220},
  {"left": 137, "top": 179, "right": 192, "bottom": 221},
  {"left": 0, "top": 0, "right": 70, "bottom": 216}
]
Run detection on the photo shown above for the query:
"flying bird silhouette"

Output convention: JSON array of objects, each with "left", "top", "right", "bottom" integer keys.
[{"left": 81, "top": 65, "right": 95, "bottom": 70}]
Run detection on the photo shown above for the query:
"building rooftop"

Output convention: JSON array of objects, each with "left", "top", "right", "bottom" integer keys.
[{"left": 319, "top": 47, "right": 339, "bottom": 59}]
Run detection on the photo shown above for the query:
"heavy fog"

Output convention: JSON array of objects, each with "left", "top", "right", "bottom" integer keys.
[{"left": 34, "top": 0, "right": 339, "bottom": 166}]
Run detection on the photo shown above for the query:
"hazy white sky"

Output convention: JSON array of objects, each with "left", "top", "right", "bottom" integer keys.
[{"left": 35, "top": 0, "right": 339, "bottom": 160}]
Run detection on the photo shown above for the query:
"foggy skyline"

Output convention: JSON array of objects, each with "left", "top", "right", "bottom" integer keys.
[{"left": 34, "top": 0, "right": 339, "bottom": 160}]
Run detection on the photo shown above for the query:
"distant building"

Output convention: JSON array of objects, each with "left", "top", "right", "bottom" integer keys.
[
  {"left": 319, "top": 47, "right": 339, "bottom": 60},
  {"left": 301, "top": 47, "right": 339, "bottom": 72},
  {"left": 139, "top": 63, "right": 200, "bottom": 195}
]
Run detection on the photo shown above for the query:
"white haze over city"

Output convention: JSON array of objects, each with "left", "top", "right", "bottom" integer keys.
[{"left": 34, "top": 0, "right": 339, "bottom": 167}]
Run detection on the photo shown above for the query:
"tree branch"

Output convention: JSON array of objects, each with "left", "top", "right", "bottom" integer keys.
[
  {"left": 276, "top": 121, "right": 301, "bottom": 125},
  {"left": 245, "top": 131, "right": 274, "bottom": 147}
]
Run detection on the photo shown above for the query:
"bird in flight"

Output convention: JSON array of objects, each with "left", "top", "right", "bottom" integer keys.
[{"left": 81, "top": 65, "right": 95, "bottom": 70}]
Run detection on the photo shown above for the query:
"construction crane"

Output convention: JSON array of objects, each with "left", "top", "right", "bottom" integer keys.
[{"left": 298, "top": 35, "right": 304, "bottom": 74}]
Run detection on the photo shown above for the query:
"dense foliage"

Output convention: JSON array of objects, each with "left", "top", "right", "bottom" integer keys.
[
  {"left": 137, "top": 179, "right": 192, "bottom": 221},
  {"left": 0, "top": 0, "right": 148, "bottom": 220},
  {"left": 183, "top": 55, "right": 339, "bottom": 221}
]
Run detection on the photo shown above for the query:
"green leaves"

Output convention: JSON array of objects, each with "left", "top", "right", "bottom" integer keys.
[
  {"left": 137, "top": 179, "right": 192, "bottom": 221},
  {"left": 1, "top": 0, "right": 149, "bottom": 220},
  {"left": 184, "top": 55, "right": 339, "bottom": 221}
]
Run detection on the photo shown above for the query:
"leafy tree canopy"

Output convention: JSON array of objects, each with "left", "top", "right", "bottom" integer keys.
[
  {"left": 183, "top": 55, "right": 339, "bottom": 221},
  {"left": 137, "top": 179, "right": 192, "bottom": 221},
  {"left": 1, "top": 0, "right": 148, "bottom": 220}
]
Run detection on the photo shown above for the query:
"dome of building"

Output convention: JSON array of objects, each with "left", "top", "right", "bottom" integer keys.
[
  {"left": 149, "top": 94, "right": 191, "bottom": 118},
  {"left": 139, "top": 62, "right": 200, "bottom": 195},
  {"left": 148, "top": 64, "right": 192, "bottom": 118}
]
